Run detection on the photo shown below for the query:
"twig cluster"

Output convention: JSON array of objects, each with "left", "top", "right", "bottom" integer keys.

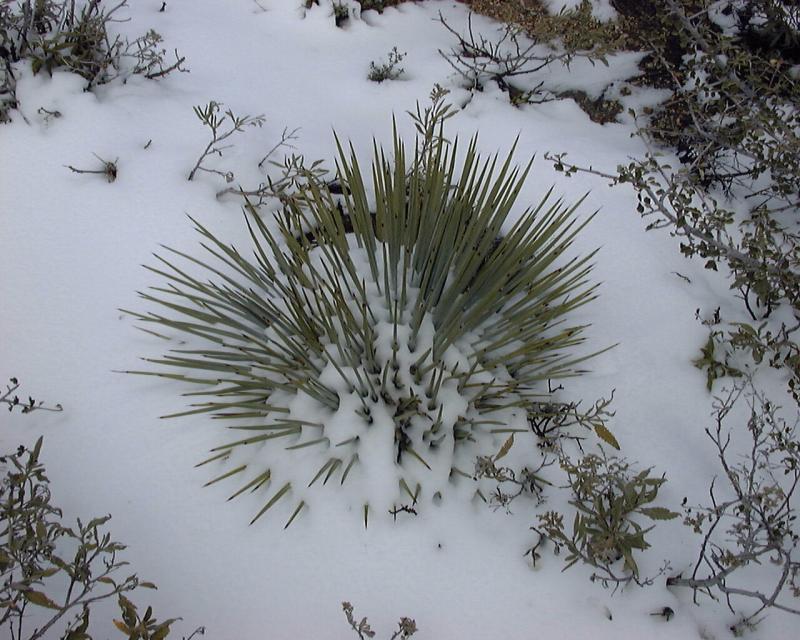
[
  {"left": 474, "top": 450, "right": 552, "bottom": 512},
  {"left": 527, "top": 387, "right": 617, "bottom": 451},
  {"left": 185, "top": 101, "right": 322, "bottom": 207},
  {"left": 217, "top": 152, "right": 327, "bottom": 208},
  {"left": 437, "top": 5, "right": 619, "bottom": 106},
  {"left": 667, "top": 380, "right": 800, "bottom": 631}
]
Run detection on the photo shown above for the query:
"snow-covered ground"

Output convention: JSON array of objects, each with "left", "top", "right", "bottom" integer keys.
[{"left": 1, "top": 1, "right": 792, "bottom": 638}]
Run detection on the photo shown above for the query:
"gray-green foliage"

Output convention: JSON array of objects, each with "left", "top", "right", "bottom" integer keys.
[
  {"left": 126, "top": 93, "right": 601, "bottom": 526},
  {"left": 694, "top": 312, "right": 800, "bottom": 402},
  {"left": 0, "top": 438, "right": 186, "bottom": 640},
  {"left": 533, "top": 449, "right": 677, "bottom": 588}
]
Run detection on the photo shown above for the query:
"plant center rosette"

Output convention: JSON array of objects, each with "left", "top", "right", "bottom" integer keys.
[{"left": 127, "top": 129, "right": 601, "bottom": 527}]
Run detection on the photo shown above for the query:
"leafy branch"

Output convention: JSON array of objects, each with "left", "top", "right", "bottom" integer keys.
[
  {"left": 1, "top": 378, "right": 62, "bottom": 414},
  {"left": 0, "top": 438, "right": 192, "bottom": 640}
]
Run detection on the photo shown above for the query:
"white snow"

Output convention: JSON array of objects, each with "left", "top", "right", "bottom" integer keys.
[{"left": 0, "top": 1, "right": 794, "bottom": 639}]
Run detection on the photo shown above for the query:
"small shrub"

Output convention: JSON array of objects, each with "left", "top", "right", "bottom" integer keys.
[
  {"left": 333, "top": 2, "right": 351, "bottom": 27},
  {"left": 368, "top": 46, "right": 405, "bottom": 82},
  {"left": 126, "top": 95, "right": 603, "bottom": 526},
  {"left": 532, "top": 449, "right": 677, "bottom": 589}
]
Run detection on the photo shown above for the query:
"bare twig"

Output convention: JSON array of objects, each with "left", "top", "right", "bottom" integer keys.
[
  {"left": 437, "top": 11, "right": 566, "bottom": 99},
  {"left": 144, "top": 49, "right": 187, "bottom": 79},
  {"left": 65, "top": 154, "right": 118, "bottom": 182},
  {"left": 258, "top": 126, "right": 300, "bottom": 168},
  {"left": 667, "top": 380, "right": 800, "bottom": 624},
  {"left": 437, "top": 7, "right": 618, "bottom": 106},
  {"left": 216, "top": 153, "right": 327, "bottom": 207},
  {"left": 187, "top": 101, "right": 264, "bottom": 182}
]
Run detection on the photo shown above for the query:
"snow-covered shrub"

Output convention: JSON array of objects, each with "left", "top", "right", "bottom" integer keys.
[
  {"left": 367, "top": 46, "right": 406, "bottom": 82},
  {"left": 438, "top": 0, "right": 624, "bottom": 107},
  {"left": 0, "top": 0, "right": 186, "bottom": 122},
  {"left": 126, "top": 98, "right": 601, "bottom": 527}
]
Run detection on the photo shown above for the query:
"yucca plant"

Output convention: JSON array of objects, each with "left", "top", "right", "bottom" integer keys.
[{"left": 125, "top": 104, "right": 602, "bottom": 527}]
